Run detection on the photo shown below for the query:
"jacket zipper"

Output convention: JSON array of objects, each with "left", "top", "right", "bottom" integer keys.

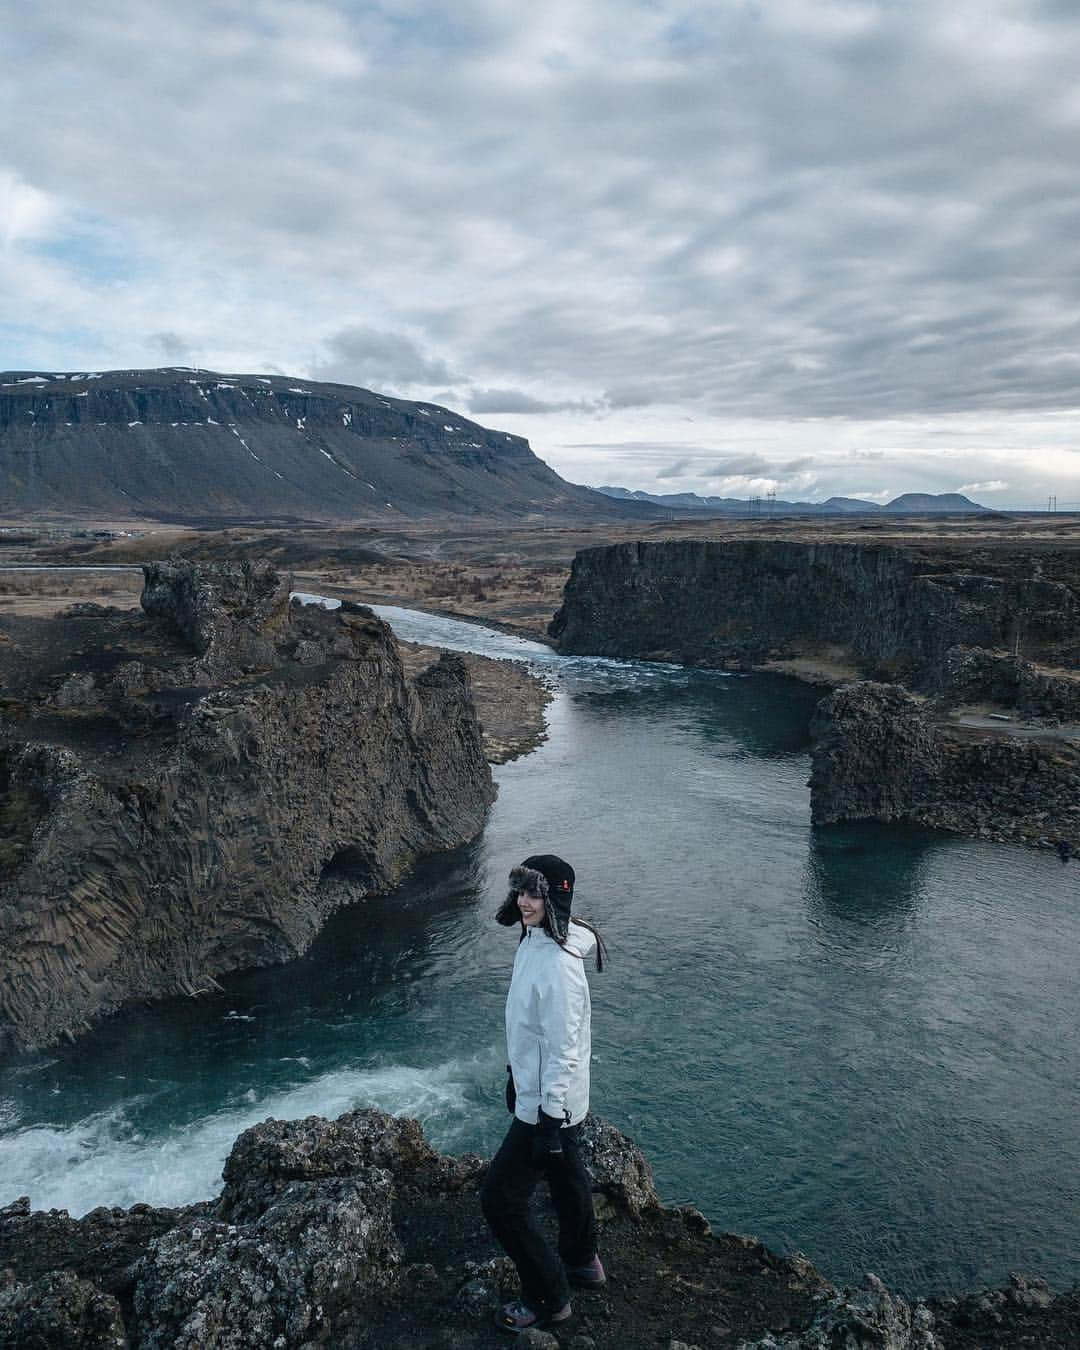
[{"left": 528, "top": 930, "right": 543, "bottom": 1105}]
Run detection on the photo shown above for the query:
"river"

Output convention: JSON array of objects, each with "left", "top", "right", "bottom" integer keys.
[{"left": 1, "top": 603, "right": 1077, "bottom": 1296}]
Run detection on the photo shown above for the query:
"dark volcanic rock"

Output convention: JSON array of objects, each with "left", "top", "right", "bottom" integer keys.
[
  {"left": 132, "top": 1172, "right": 401, "bottom": 1349},
  {"left": 550, "top": 539, "right": 1080, "bottom": 681},
  {"left": 0, "top": 1194, "right": 189, "bottom": 1294},
  {"left": 940, "top": 644, "right": 1080, "bottom": 721},
  {"left": 1, "top": 1108, "right": 1074, "bottom": 1350},
  {"left": 0, "top": 1269, "right": 127, "bottom": 1349},
  {"left": 577, "top": 1113, "right": 661, "bottom": 1218},
  {"left": 0, "top": 560, "right": 494, "bottom": 1050},
  {"left": 218, "top": 1110, "right": 481, "bottom": 1224},
  {"left": 550, "top": 537, "right": 1080, "bottom": 849},
  {"left": 810, "top": 682, "right": 1080, "bottom": 852},
  {"left": 809, "top": 683, "right": 943, "bottom": 824},
  {"left": 140, "top": 556, "right": 289, "bottom": 666},
  {"left": 0, "top": 368, "right": 644, "bottom": 522},
  {"left": 739, "top": 1272, "right": 944, "bottom": 1348}
]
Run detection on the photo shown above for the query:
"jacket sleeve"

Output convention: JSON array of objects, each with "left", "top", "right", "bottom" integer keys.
[{"left": 537, "top": 960, "right": 587, "bottom": 1119}]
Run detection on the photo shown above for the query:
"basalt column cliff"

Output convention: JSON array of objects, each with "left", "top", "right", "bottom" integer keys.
[
  {"left": 550, "top": 538, "right": 1080, "bottom": 851},
  {"left": 0, "top": 561, "right": 495, "bottom": 1051}
]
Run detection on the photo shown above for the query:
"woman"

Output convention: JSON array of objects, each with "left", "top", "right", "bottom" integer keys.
[{"left": 480, "top": 853, "right": 608, "bottom": 1334}]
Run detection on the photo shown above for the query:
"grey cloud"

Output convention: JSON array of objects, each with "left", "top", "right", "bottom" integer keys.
[
  {"left": 562, "top": 441, "right": 721, "bottom": 458},
  {"left": 655, "top": 458, "right": 692, "bottom": 480},
  {"left": 313, "top": 326, "right": 455, "bottom": 392},
  {"left": 603, "top": 384, "right": 667, "bottom": 409},
  {"left": 151, "top": 331, "right": 189, "bottom": 361},
  {"left": 467, "top": 387, "right": 594, "bottom": 414},
  {"left": 705, "top": 453, "right": 776, "bottom": 476}
]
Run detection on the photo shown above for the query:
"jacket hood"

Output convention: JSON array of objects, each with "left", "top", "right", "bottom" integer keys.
[{"left": 562, "top": 918, "right": 597, "bottom": 961}]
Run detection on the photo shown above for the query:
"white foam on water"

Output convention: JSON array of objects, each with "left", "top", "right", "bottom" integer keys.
[{"left": 0, "top": 1059, "right": 479, "bottom": 1218}]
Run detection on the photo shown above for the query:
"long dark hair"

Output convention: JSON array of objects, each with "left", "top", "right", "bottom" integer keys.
[{"left": 567, "top": 915, "right": 608, "bottom": 972}]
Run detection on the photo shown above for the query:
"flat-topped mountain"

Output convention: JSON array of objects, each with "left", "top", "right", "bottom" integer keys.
[{"left": 0, "top": 368, "right": 637, "bottom": 523}]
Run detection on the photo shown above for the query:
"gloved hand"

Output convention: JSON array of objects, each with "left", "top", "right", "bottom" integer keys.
[
  {"left": 531, "top": 1108, "right": 565, "bottom": 1166},
  {"left": 505, "top": 1065, "right": 516, "bottom": 1115}
]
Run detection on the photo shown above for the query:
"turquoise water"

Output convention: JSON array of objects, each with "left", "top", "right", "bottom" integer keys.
[{"left": 1, "top": 605, "right": 1077, "bottom": 1295}]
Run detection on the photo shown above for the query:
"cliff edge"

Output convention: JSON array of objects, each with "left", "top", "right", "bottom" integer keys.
[
  {"left": 550, "top": 539, "right": 1079, "bottom": 683},
  {"left": 0, "top": 1108, "right": 1075, "bottom": 1348},
  {"left": 549, "top": 538, "right": 1080, "bottom": 850},
  {"left": 0, "top": 560, "right": 495, "bottom": 1051}
]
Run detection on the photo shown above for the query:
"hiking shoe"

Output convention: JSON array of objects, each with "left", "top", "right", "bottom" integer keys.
[
  {"left": 496, "top": 1300, "right": 573, "bottom": 1334},
  {"left": 566, "top": 1255, "right": 606, "bottom": 1288}
]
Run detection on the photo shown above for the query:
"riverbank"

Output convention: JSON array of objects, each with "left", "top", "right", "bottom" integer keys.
[
  {"left": 1, "top": 1107, "right": 1075, "bottom": 1349},
  {"left": 398, "top": 641, "right": 553, "bottom": 763}
]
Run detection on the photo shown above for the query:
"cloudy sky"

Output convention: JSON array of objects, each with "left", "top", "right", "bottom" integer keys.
[{"left": 3, "top": 0, "right": 1079, "bottom": 507}]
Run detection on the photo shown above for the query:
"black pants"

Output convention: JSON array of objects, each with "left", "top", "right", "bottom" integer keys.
[{"left": 480, "top": 1117, "right": 597, "bottom": 1316}]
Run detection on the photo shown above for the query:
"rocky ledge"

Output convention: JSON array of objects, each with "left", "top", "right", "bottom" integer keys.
[
  {"left": 810, "top": 682, "right": 1080, "bottom": 853},
  {"left": 550, "top": 539, "right": 1080, "bottom": 851},
  {"left": 0, "top": 560, "right": 494, "bottom": 1051},
  {"left": 0, "top": 1108, "right": 1075, "bottom": 1349}
]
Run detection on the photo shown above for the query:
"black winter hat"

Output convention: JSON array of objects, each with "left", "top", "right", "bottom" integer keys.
[
  {"left": 522, "top": 854, "right": 574, "bottom": 918},
  {"left": 495, "top": 853, "right": 575, "bottom": 939}
]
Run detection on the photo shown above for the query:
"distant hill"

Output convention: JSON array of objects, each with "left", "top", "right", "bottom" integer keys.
[
  {"left": 880, "top": 493, "right": 986, "bottom": 514},
  {"left": 593, "top": 486, "right": 989, "bottom": 516},
  {"left": 0, "top": 369, "right": 649, "bottom": 523}
]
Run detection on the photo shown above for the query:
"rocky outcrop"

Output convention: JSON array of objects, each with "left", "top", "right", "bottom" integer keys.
[
  {"left": 0, "top": 1109, "right": 1074, "bottom": 1350},
  {"left": 0, "top": 560, "right": 494, "bottom": 1050},
  {"left": 550, "top": 540, "right": 1080, "bottom": 687},
  {"left": 550, "top": 538, "right": 1080, "bottom": 849},
  {"left": 0, "top": 368, "right": 644, "bottom": 522},
  {"left": 738, "top": 1272, "right": 943, "bottom": 1349},
  {"left": 0, "top": 1109, "right": 667, "bottom": 1350},
  {"left": 939, "top": 644, "right": 1080, "bottom": 722},
  {"left": 810, "top": 683, "right": 1080, "bottom": 852},
  {"left": 0, "top": 1270, "right": 128, "bottom": 1349}
]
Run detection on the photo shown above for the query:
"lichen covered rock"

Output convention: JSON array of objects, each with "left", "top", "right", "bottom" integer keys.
[
  {"left": 219, "top": 1108, "right": 481, "bottom": 1223},
  {"left": 0, "top": 1269, "right": 127, "bottom": 1349},
  {"left": 0, "top": 1109, "right": 1075, "bottom": 1349},
  {"left": 132, "top": 1172, "right": 401, "bottom": 1349},
  {"left": 738, "top": 1273, "right": 943, "bottom": 1349},
  {"left": 578, "top": 1113, "right": 662, "bottom": 1218}
]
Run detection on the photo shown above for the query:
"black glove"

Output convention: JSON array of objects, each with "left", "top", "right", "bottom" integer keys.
[
  {"left": 531, "top": 1108, "right": 565, "bottom": 1166},
  {"left": 505, "top": 1065, "right": 516, "bottom": 1115}
]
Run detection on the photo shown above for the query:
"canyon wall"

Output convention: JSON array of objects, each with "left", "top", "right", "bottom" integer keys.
[
  {"left": 809, "top": 682, "right": 1080, "bottom": 852},
  {"left": 550, "top": 539, "right": 1080, "bottom": 685},
  {"left": 550, "top": 539, "right": 1080, "bottom": 851},
  {"left": 0, "top": 561, "right": 494, "bottom": 1050}
]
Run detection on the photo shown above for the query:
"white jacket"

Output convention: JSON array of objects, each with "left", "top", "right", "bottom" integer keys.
[{"left": 505, "top": 920, "right": 595, "bottom": 1127}]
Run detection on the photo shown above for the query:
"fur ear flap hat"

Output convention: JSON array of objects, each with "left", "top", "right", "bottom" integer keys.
[{"left": 495, "top": 853, "right": 575, "bottom": 939}]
